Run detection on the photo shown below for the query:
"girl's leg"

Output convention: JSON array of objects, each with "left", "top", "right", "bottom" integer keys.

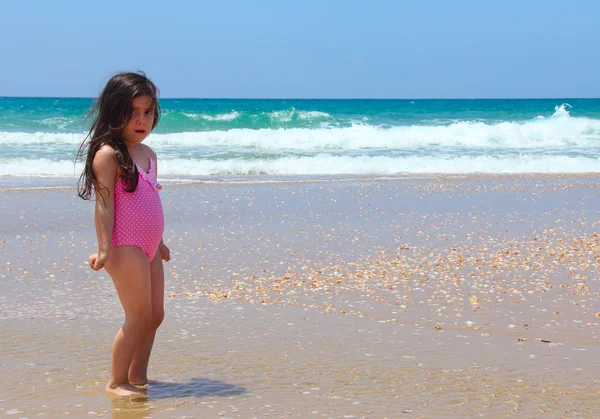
[
  {"left": 104, "top": 246, "right": 152, "bottom": 396},
  {"left": 129, "top": 250, "right": 165, "bottom": 385}
]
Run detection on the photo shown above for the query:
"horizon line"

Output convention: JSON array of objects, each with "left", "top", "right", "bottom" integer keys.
[{"left": 1, "top": 95, "right": 599, "bottom": 101}]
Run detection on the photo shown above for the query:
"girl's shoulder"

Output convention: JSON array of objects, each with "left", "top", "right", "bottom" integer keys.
[
  {"left": 141, "top": 143, "right": 158, "bottom": 161},
  {"left": 96, "top": 143, "right": 118, "bottom": 157},
  {"left": 93, "top": 144, "right": 119, "bottom": 171}
]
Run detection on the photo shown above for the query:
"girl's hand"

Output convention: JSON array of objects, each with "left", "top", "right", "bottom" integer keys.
[
  {"left": 159, "top": 243, "right": 171, "bottom": 262},
  {"left": 89, "top": 251, "right": 110, "bottom": 271}
]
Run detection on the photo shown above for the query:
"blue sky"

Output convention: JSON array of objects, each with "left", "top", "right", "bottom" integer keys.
[{"left": 1, "top": 0, "right": 599, "bottom": 98}]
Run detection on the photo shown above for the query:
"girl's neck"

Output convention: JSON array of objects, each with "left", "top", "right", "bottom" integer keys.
[{"left": 125, "top": 142, "right": 142, "bottom": 153}]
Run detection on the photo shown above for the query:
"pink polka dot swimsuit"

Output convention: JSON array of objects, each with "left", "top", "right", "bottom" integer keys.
[{"left": 111, "top": 149, "right": 164, "bottom": 260}]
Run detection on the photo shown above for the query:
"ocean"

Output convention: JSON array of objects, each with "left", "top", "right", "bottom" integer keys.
[{"left": 1, "top": 98, "right": 600, "bottom": 186}]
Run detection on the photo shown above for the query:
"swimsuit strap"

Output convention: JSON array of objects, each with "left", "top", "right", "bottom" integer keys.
[{"left": 139, "top": 144, "right": 154, "bottom": 174}]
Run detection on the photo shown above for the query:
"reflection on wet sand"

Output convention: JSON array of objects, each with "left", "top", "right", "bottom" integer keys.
[{"left": 109, "top": 396, "right": 150, "bottom": 419}]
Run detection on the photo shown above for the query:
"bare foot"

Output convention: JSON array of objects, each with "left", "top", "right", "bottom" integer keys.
[
  {"left": 130, "top": 377, "right": 160, "bottom": 386},
  {"left": 105, "top": 382, "right": 147, "bottom": 397},
  {"left": 129, "top": 377, "right": 147, "bottom": 386}
]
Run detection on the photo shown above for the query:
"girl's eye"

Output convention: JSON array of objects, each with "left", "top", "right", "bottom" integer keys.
[{"left": 145, "top": 110, "right": 154, "bottom": 115}]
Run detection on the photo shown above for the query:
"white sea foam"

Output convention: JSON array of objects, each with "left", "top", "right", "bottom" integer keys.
[
  {"left": 296, "top": 110, "right": 332, "bottom": 120},
  {"left": 146, "top": 115, "right": 600, "bottom": 150},
  {"left": 200, "top": 111, "right": 240, "bottom": 121},
  {"left": 183, "top": 111, "right": 241, "bottom": 121},
  {"left": 40, "top": 116, "right": 75, "bottom": 130},
  {"left": 267, "top": 109, "right": 294, "bottom": 122},
  {"left": 262, "top": 108, "right": 331, "bottom": 122},
  {"left": 156, "top": 155, "right": 600, "bottom": 175},
  {"left": 0, "top": 132, "right": 84, "bottom": 145},
  {"left": 2, "top": 155, "right": 599, "bottom": 178},
  {"left": 2, "top": 104, "right": 600, "bottom": 178},
  {"left": 552, "top": 103, "right": 572, "bottom": 118},
  {"left": 0, "top": 158, "right": 84, "bottom": 177},
  {"left": 3, "top": 106, "right": 598, "bottom": 151}
]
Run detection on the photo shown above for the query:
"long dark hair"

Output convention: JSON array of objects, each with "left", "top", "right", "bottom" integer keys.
[{"left": 77, "top": 71, "right": 161, "bottom": 200}]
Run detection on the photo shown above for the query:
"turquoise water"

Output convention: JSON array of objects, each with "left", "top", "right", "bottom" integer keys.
[
  {"left": 3, "top": 98, "right": 600, "bottom": 132},
  {"left": 1, "top": 98, "right": 600, "bottom": 184}
]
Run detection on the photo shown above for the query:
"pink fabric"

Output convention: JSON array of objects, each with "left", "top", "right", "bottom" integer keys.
[{"left": 111, "top": 157, "right": 164, "bottom": 260}]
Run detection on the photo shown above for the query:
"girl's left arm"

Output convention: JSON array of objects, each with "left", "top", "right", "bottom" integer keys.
[{"left": 159, "top": 238, "right": 170, "bottom": 262}]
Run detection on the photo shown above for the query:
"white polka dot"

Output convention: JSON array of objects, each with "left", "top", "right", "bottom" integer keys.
[{"left": 112, "top": 157, "right": 164, "bottom": 260}]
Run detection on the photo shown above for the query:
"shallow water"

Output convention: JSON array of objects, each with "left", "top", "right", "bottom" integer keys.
[{"left": 2, "top": 176, "right": 600, "bottom": 417}]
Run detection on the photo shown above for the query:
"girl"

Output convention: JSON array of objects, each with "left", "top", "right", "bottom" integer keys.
[{"left": 77, "top": 72, "right": 170, "bottom": 397}]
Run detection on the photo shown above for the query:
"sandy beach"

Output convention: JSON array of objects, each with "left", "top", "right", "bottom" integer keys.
[{"left": 2, "top": 175, "right": 600, "bottom": 418}]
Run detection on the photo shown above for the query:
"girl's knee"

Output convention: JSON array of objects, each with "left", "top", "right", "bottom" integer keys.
[
  {"left": 126, "top": 305, "right": 153, "bottom": 328},
  {"left": 149, "top": 308, "right": 164, "bottom": 330}
]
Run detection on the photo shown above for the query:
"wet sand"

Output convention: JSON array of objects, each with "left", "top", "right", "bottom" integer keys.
[{"left": 2, "top": 175, "right": 600, "bottom": 418}]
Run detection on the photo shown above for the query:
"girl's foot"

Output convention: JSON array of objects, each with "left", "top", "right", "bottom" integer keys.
[
  {"left": 130, "top": 379, "right": 160, "bottom": 388},
  {"left": 105, "top": 382, "right": 147, "bottom": 397},
  {"left": 129, "top": 376, "right": 148, "bottom": 386}
]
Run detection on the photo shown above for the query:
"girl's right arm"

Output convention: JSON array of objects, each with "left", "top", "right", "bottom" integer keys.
[{"left": 89, "top": 145, "right": 118, "bottom": 271}]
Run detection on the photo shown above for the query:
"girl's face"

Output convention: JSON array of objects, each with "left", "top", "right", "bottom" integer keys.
[{"left": 121, "top": 95, "right": 156, "bottom": 146}]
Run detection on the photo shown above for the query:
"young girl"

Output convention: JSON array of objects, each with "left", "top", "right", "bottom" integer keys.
[{"left": 77, "top": 72, "right": 170, "bottom": 397}]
